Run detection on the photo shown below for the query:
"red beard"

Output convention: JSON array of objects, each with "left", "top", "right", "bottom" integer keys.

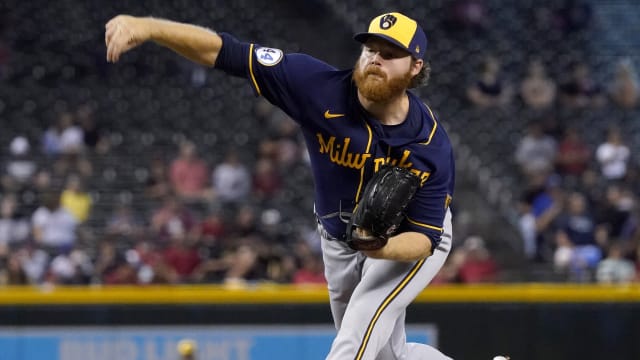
[{"left": 353, "top": 61, "right": 413, "bottom": 103}]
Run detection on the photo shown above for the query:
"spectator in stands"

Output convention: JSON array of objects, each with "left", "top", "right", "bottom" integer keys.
[
  {"left": 0, "top": 194, "right": 30, "bottom": 248},
  {"left": 517, "top": 195, "right": 538, "bottom": 261},
  {"left": 193, "top": 235, "right": 262, "bottom": 285},
  {"left": 596, "top": 243, "right": 635, "bottom": 283},
  {"left": 47, "top": 246, "right": 94, "bottom": 284},
  {"left": 1, "top": 253, "right": 28, "bottom": 285},
  {"left": 60, "top": 174, "right": 92, "bottom": 223},
  {"left": 555, "top": 127, "right": 590, "bottom": 178},
  {"left": 431, "top": 235, "right": 499, "bottom": 283},
  {"left": 2, "top": 136, "right": 38, "bottom": 192},
  {"left": 145, "top": 156, "right": 172, "bottom": 201},
  {"left": 150, "top": 195, "right": 196, "bottom": 244},
  {"left": 467, "top": 55, "right": 513, "bottom": 109},
  {"left": 42, "top": 118, "right": 64, "bottom": 157},
  {"left": 271, "top": 117, "right": 304, "bottom": 169},
  {"left": 252, "top": 156, "right": 282, "bottom": 201},
  {"left": 553, "top": 191, "right": 601, "bottom": 281},
  {"left": 456, "top": 236, "right": 499, "bottom": 283},
  {"left": 52, "top": 152, "right": 94, "bottom": 180},
  {"left": 515, "top": 121, "right": 557, "bottom": 177},
  {"left": 45, "top": 112, "right": 93, "bottom": 178},
  {"left": 93, "top": 239, "right": 122, "bottom": 283},
  {"left": 103, "top": 257, "right": 138, "bottom": 285},
  {"left": 77, "top": 103, "right": 111, "bottom": 154},
  {"left": 169, "top": 140, "right": 211, "bottom": 203},
  {"left": 211, "top": 149, "right": 251, "bottom": 207},
  {"left": 222, "top": 243, "right": 259, "bottom": 285},
  {"left": 31, "top": 191, "right": 78, "bottom": 253},
  {"left": 130, "top": 239, "right": 177, "bottom": 284},
  {"left": 16, "top": 241, "right": 50, "bottom": 284},
  {"left": 190, "top": 209, "right": 226, "bottom": 254},
  {"left": 229, "top": 204, "right": 260, "bottom": 238},
  {"left": 59, "top": 112, "right": 85, "bottom": 155},
  {"left": 258, "top": 244, "right": 296, "bottom": 283},
  {"left": 595, "top": 126, "right": 630, "bottom": 181},
  {"left": 106, "top": 203, "right": 144, "bottom": 239},
  {"left": 559, "top": 61, "right": 606, "bottom": 108},
  {"left": 520, "top": 59, "right": 557, "bottom": 111},
  {"left": 293, "top": 253, "right": 326, "bottom": 284},
  {"left": 163, "top": 235, "right": 201, "bottom": 283},
  {"left": 16, "top": 169, "right": 53, "bottom": 217},
  {"left": 289, "top": 239, "right": 325, "bottom": 284},
  {"left": 596, "top": 184, "right": 635, "bottom": 247},
  {"left": 608, "top": 58, "right": 639, "bottom": 110},
  {"left": 522, "top": 173, "right": 565, "bottom": 262},
  {"left": 42, "top": 111, "right": 84, "bottom": 157}
]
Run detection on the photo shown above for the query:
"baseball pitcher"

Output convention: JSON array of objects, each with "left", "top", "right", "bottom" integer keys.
[{"left": 106, "top": 11, "right": 455, "bottom": 360}]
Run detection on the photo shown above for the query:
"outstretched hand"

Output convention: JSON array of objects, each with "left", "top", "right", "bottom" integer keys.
[{"left": 105, "top": 15, "right": 150, "bottom": 63}]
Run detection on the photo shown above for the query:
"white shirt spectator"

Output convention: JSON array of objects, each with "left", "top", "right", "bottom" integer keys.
[
  {"left": 0, "top": 196, "right": 30, "bottom": 245},
  {"left": 212, "top": 155, "right": 251, "bottom": 203},
  {"left": 20, "top": 247, "right": 50, "bottom": 284},
  {"left": 518, "top": 211, "right": 536, "bottom": 259},
  {"left": 60, "top": 125, "right": 85, "bottom": 154},
  {"left": 49, "top": 249, "right": 94, "bottom": 284},
  {"left": 0, "top": 218, "right": 30, "bottom": 246},
  {"left": 515, "top": 127, "right": 557, "bottom": 175},
  {"left": 32, "top": 206, "right": 78, "bottom": 248},
  {"left": 596, "top": 142, "right": 630, "bottom": 180},
  {"left": 6, "top": 136, "right": 37, "bottom": 183},
  {"left": 596, "top": 257, "right": 636, "bottom": 283},
  {"left": 49, "top": 253, "right": 76, "bottom": 280}
]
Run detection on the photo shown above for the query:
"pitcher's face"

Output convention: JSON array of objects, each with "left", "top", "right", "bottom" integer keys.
[{"left": 354, "top": 38, "right": 422, "bottom": 102}]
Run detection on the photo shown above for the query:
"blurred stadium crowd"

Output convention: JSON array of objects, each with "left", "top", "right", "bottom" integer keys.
[{"left": 1, "top": 0, "right": 640, "bottom": 285}]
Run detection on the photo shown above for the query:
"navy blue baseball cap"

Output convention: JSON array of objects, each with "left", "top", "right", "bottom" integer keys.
[{"left": 354, "top": 12, "right": 428, "bottom": 60}]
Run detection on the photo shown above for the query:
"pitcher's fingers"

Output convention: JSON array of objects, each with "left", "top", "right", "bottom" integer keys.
[
  {"left": 106, "top": 44, "right": 112, "bottom": 62},
  {"left": 112, "top": 43, "right": 123, "bottom": 63},
  {"left": 105, "top": 26, "right": 115, "bottom": 46},
  {"left": 107, "top": 43, "right": 117, "bottom": 63}
]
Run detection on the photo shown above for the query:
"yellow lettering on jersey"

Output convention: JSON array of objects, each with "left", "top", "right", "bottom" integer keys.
[
  {"left": 419, "top": 172, "right": 430, "bottom": 186},
  {"left": 397, "top": 150, "right": 413, "bottom": 168},
  {"left": 373, "top": 151, "right": 430, "bottom": 186},
  {"left": 317, "top": 133, "right": 371, "bottom": 169},
  {"left": 373, "top": 158, "right": 386, "bottom": 170}
]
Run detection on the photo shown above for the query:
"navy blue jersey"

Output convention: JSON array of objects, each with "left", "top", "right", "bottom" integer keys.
[{"left": 215, "top": 33, "right": 455, "bottom": 248}]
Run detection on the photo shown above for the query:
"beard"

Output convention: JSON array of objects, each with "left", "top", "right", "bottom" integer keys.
[{"left": 353, "top": 60, "right": 413, "bottom": 103}]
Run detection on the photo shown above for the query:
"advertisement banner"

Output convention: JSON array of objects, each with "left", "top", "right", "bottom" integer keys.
[{"left": 0, "top": 325, "right": 437, "bottom": 360}]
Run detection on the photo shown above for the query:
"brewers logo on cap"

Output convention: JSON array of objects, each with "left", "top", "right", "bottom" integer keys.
[
  {"left": 353, "top": 12, "right": 428, "bottom": 59},
  {"left": 380, "top": 14, "right": 397, "bottom": 29}
]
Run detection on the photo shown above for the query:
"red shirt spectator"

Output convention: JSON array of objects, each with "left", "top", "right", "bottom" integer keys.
[
  {"left": 293, "top": 256, "right": 326, "bottom": 284},
  {"left": 556, "top": 127, "right": 590, "bottom": 176},
  {"left": 457, "top": 236, "right": 499, "bottom": 283},
  {"left": 164, "top": 240, "right": 201, "bottom": 281},
  {"left": 170, "top": 141, "right": 209, "bottom": 201},
  {"left": 253, "top": 157, "right": 282, "bottom": 199},
  {"left": 150, "top": 196, "right": 196, "bottom": 243}
]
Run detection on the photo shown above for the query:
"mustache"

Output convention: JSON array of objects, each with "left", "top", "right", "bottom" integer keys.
[{"left": 363, "top": 66, "right": 386, "bottom": 78}]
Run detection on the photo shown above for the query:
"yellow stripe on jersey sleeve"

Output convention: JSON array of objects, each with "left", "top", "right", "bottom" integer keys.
[
  {"left": 407, "top": 216, "right": 444, "bottom": 232},
  {"left": 248, "top": 43, "right": 262, "bottom": 96}
]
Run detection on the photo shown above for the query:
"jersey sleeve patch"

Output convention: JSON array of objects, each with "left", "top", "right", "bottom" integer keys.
[{"left": 255, "top": 47, "right": 284, "bottom": 66}]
